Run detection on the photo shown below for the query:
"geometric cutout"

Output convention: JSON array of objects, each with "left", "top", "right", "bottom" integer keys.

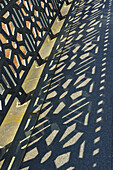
[
  {"left": 96, "top": 117, "right": 102, "bottom": 123},
  {"left": 55, "top": 65, "right": 66, "bottom": 74},
  {"left": 0, "top": 84, "right": 5, "bottom": 95}
]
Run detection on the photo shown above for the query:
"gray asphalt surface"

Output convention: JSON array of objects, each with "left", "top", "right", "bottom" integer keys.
[{"left": 20, "top": 0, "right": 113, "bottom": 169}]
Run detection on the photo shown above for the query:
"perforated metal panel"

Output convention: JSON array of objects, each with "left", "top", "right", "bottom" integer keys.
[{"left": 0, "top": 0, "right": 67, "bottom": 123}]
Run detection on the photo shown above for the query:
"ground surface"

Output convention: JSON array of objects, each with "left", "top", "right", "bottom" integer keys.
[
  {"left": 1, "top": 0, "right": 113, "bottom": 169},
  {"left": 20, "top": 0, "right": 113, "bottom": 169}
]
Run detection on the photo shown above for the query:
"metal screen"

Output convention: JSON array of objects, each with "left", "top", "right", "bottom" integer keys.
[{"left": 0, "top": 0, "right": 69, "bottom": 123}]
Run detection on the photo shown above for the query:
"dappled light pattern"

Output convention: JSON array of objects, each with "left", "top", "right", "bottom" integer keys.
[{"left": 20, "top": 0, "right": 113, "bottom": 169}]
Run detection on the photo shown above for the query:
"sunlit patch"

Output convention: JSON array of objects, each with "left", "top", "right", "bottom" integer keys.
[
  {"left": 53, "top": 102, "right": 65, "bottom": 114},
  {"left": 62, "top": 79, "right": 72, "bottom": 89},
  {"left": 63, "top": 132, "right": 83, "bottom": 148},
  {"left": 60, "top": 123, "right": 76, "bottom": 142},
  {"left": 23, "top": 148, "right": 39, "bottom": 162},
  {"left": 79, "top": 141, "right": 85, "bottom": 158},
  {"left": 41, "top": 151, "right": 52, "bottom": 163},
  {"left": 54, "top": 152, "right": 71, "bottom": 168},
  {"left": 46, "top": 130, "right": 59, "bottom": 146}
]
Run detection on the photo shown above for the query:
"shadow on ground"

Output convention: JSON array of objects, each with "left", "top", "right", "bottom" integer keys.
[{"left": 20, "top": 0, "right": 113, "bottom": 169}]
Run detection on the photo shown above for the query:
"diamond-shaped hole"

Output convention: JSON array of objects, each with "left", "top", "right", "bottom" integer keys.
[
  {"left": 26, "top": 21, "right": 31, "bottom": 29},
  {"left": 22, "top": 59, "right": 27, "bottom": 66},
  {"left": 16, "top": 0, "right": 22, "bottom": 5},
  {"left": 0, "top": 83, "right": 5, "bottom": 95},
  {"left": 28, "top": 0, "right": 33, "bottom": 11},
  {"left": 12, "top": 41, "right": 17, "bottom": 49},
  {"left": 13, "top": 55, "right": 20, "bottom": 69},
  {"left": 45, "top": 7, "right": 49, "bottom": 16},
  {"left": 2, "top": 23, "right": 9, "bottom": 35},
  {"left": 0, "top": 33, "right": 8, "bottom": 44},
  {"left": 3, "top": 11, "right": 10, "bottom": 19},
  {"left": 5, "top": 94, "right": 11, "bottom": 105},
  {"left": 41, "top": 1, "right": 44, "bottom": 8},
  {"left": 32, "top": 27, "right": 37, "bottom": 38},
  {"left": 17, "top": 33, "right": 23, "bottom": 41},
  {"left": 23, "top": 0, "right": 29, "bottom": 10},
  {"left": 9, "top": 65, "right": 17, "bottom": 78},
  {"left": 19, "top": 70, "right": 25, "bottom": 78},
  {"left": 49, "top": 2, "right": 53, "bottom": 10},
  {"left": 5, "top": 49, "right": 12, "bottom": 59},
  {"left": 20, "top": 46, "right": 27, "bottom": 55},
  {"left": 2, "top": 74, "right": 11, "bottom": 88},
  {"left": 21, "top": 8, "right": 28, "bottom": 16},
  {"left": 9, "top": 21, "right": 15, "bottom": 35},
  {"left": 0, "top": 100, "right": 2, "bottom": 110},
  {"left": 36, "top": 21, "right": 42, "bottom": 29},
  {"left": 31, "top": 16, "right": 35, "bottom": 22},
  {"left": 34, "top": 10, "right": 39, "bottom": 17},
  {"left": 27, "top": 56, "right": 32, "bottom": 64}
]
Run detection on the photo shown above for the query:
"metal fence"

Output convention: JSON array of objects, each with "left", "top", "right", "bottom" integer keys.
[{"left": 0, "top": 0, "right": 70, "bottom": 124}]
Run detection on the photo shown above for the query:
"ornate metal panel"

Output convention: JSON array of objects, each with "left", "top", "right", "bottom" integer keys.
[{"left": 0, "top": 0, "right": 67, "bottom": 123}]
